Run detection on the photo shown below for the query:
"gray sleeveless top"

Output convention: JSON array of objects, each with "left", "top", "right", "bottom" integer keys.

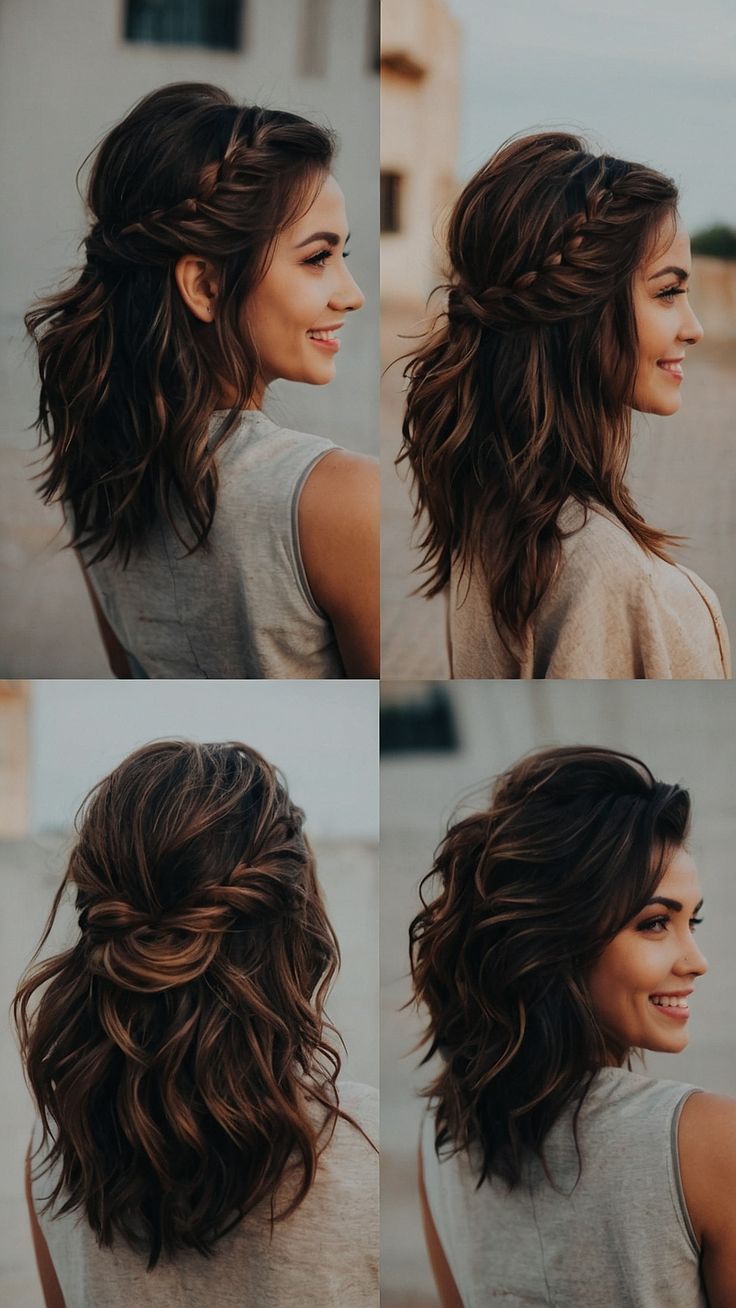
[
  {"left": 32, "top": 1081, "right": 378, "bottom": 1308},
  {"left": 79, "top": 410, "right": 345, "bottom": 679},
  {"left": 421, "top": 1066, "right": 706, "bottom": 1307}
]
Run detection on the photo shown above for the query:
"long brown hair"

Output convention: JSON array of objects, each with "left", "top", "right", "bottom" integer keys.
[
  {"left": 410, "top": 745, "right": 690, "bottom": 1187},
  {"left": 400, "top": 132, "right": 680, "bottom": 645},
  {"left": 14, "top": 740, "right": 351, "bottom": 1267},
  {"left": 25, "top": 83, "right": 335, "bottom": 565}
]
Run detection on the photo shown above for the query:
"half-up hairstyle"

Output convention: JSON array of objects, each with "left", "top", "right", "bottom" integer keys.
[
  {"left": 400, "top": 132, "right": 680, "bottom": 645},
  {"left": 14, "top": 740, "right": 349, "bottom": 1267},
  {"left": 25, "top": 83, "right": 335, "bottom": 564},
  {"left": 410, "top": 745, "right": 690, "bottom": 1187}
]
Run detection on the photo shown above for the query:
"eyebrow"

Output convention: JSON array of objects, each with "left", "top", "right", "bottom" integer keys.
[
  {"left": 643, "top": 896, "right": 704, "bottom": 913},
  {"left": 647, "top": 265, "right": 690, "bottom": 282},
  {"left": 294, "top": 230, "right": 350, "bottom": 249}
]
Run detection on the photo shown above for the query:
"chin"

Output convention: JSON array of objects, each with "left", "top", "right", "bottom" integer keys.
[{"left": 633, "top": 383, "right": 683, "bottom": 417}]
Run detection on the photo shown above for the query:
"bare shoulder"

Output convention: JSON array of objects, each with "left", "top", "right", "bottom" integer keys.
[
  {"left": 299, "top": 448, "right": 379, "bottom": 523},
  {"left": 297, "top": 449, "right": 379, "bottom": 675},
  {"left": 678, "top": 1091, "right": 736, "bottom": 1241},
  {"left": 298, "top": 448, "right": 379, "bottom": 611}
]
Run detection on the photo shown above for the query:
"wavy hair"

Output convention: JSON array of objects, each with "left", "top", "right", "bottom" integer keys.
[
  {"left": 25, "top": 83, "right": 335, "bottom": 565},
  {"left": 14, "top": 740, "right": 351, "bottom": 1267},
  {"left": 409, "top": 745, "right": 691, "bottom": 1187},
  {"left": 400, "top": 132, "right": 680, "bottom": 645}
]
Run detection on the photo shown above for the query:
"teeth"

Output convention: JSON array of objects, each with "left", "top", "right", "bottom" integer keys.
[
  {"left": 308, "top": 330, "right": 336, "bottom": 341},
  {"left": 650, "top": 995, "right": 689, "bottom": 1009},
  {"left": 658, "top": 361, "right": 683, "bottom": 375}
]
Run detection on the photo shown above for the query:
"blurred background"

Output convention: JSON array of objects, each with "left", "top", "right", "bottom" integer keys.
[
  {"left": 380, "top": 679, "right": 736, "bottom": 1306},
  {"left": 0, "top": 678, "right": 378, "bottom": 1306},
  {"left": 381, "top": 0, "right": 736, "bottom": 677},
  {"left": 0, "top": 0, "right": 379, "bottom": 676}
]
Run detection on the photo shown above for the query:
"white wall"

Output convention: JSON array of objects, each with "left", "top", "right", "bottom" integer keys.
[{"left": 30, "top": 679, "right": 378, "bottom": 839}]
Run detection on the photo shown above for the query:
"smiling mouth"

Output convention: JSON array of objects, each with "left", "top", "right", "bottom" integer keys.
[
  {"left": 657, "top": 359, "right": 684, "bottom": 380},
  {"left": 307, "top": 328, "right": 341, "bottom": 353},
  {"left": 649, "top": 992, "right": 691, "bottom": 1020}
]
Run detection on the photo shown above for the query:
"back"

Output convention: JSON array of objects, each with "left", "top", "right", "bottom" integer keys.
[
  {"left": 421, "top": 1066, "right": 706, "bottom": 1308},
  {"left": 33, "top": 1080, "right": 378, "bottom": 1308},
  {"left": 80, "top": 410, "right": 345, "bottom": 679}
]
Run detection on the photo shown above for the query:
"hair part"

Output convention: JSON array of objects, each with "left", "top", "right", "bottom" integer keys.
[
  {"left": 409, "top": 744, "right": 691, "bottom": 1189},
  {"left": 14, "top": 739, "right": 352, "bottom": 1267},
  {"left": 25, "top": 83, "right": 336, "bottom": 565},
  {"left": 399, "top": 131, "right": 680, "bottom": 645}
]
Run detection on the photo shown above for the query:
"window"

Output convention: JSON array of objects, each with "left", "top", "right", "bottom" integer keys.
[
  {"left": 381, "top": 687, "right": 459, "bottom": 756},
  {"left": 381, "top": 171, "right": 403, "bottom": 234},
  {"left": 366, "top": 0, "right": 379, "bottom": 73},
  {"left": 125, "top": 0, "right": 243, "bottom": 51}
]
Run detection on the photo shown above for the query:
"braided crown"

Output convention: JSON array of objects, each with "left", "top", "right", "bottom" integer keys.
[
  {"left": 447, "top": 178, "right": 620, "bottom": 330},
  {"left": 82, "top": 104, "right": 313, "bottom": 273}
]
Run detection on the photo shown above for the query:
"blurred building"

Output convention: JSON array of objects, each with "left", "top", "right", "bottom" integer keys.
[
  {"left": 380, "top": 0, "right": 460, "bottom": 308},
  {"left": 0, "top": 682, "right": 28, "bottom": 836}
]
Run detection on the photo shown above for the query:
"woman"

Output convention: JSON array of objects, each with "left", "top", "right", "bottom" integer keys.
[
  {"left": 14, "top": 740, "right": 378, "bottom": 1307},
  {"left": 410, "top": 745, "right": 736, "bottom": 1306},
  {"left": 25, "top": 83, "right": 378, "bottom": 679},
  {"left": 400, "top": 133, "right": 730, "bottom": 679}
]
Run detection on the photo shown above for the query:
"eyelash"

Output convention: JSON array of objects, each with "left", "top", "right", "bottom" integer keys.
[
  {"left": 656, "top": 286, "right": 687, "bottom": 303},
  {"left": 637, "top": 914, "right": 703, "bottom": 934},
  {"left": 304, "top": 249, "right": 350, "bottom": 268}
]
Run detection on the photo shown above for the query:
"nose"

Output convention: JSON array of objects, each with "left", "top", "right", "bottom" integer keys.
[
  {"left": 675, "top": 936, "right": 708, "bottom": 978},
  {"left": 330, "top": 261, "right": 365, "bottom": 313},
  {"left": 679, "top": 299, "right": 704, "bottom": 346}
]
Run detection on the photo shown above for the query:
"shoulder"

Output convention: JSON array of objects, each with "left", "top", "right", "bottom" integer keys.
[
  {"left": 678, "top": 1091, "right": 736, "bottom": 1244},
  {"left": 298, "top": 451, "right": 379, "bottom": 619},
  {"left": 557, "top": 500, "right": 656, "bottom": 585},
  {"left": 299, "top": 449, "right": 379, "bottom": 524}
]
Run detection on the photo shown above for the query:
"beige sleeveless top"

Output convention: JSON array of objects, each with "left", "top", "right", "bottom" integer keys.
[
  {"left": 449, "top": 500, "right": 731, "bottom": 679},
  {"left": 79, "top": 410, "right": 345, "bottom": 679},
  {"left": 422, "top": 1066, "right": 706, "bottom": 1308},
  {"left": 32, "top": 1081, "right": 378, "bottom": 1308}
]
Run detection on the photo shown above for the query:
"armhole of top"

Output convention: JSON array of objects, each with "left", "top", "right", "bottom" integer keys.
[
  {"left": 670, "top": 1088, "right": 703, "bottom": 1258},
  {"left": 290, "top": 447, "right": 336, "bottom": 620}
]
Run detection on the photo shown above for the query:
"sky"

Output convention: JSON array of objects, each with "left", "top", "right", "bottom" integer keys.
[
  {"left": 445, "top": 0, "right": 736, "bottom": 232},
  {"left": 29, "top": 681, "right": 379, "bottom": 839}
]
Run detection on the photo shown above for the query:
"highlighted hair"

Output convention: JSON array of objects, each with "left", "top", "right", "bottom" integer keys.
[
  {"left": 25, "top": 83, "right": 335, "bottom": 564},
  {"left": 400, "top": 132, "right": 680, "bottom": 645},
  {"left": 14, "top": 740, "right": 349, "bottom": 1267},
  {"left": 410, "top": 745, "right": 690, "bottom": 1186}
]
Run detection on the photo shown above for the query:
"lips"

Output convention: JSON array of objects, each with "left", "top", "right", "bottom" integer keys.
[
  {"left": 307, "top": 322, "right": 343, "bottom": 354},
  {"left": 648, "top": 989, "right": 692, "bottom": 1020},
  {"left": 657, "top": 357, "right": 684, "bottom": 380}
]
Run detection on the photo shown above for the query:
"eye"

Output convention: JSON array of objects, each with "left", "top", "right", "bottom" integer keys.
[
  {"left": 637, "top": 914, "right": 669, "bottom": 933},
  {"left": 689, "top": 915, "right": 703, "bottom": 931},
  {"left": 305, "top": 248, "right": 333, "bottom": 268},
  {"left": 656, "top": 285, "right": 687, "bottom": 303}
]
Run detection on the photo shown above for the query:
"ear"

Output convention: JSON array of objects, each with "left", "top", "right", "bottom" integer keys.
[{"left": 174, "top": 255, "right": 219, "bottom": 323}]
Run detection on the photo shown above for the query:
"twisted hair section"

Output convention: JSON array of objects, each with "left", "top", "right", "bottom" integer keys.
[
  {"left": 400, "top": 131, "right": 680, "bottom": 645},
  {"left": 14, "top": 740, "right": 354, "bottom": 1267},
  {"left": 25, "top": 83, "right": 336, "bottom": 564},
  {"left": 409, "top": 745, "right": 691, "bottom": 1188}
]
